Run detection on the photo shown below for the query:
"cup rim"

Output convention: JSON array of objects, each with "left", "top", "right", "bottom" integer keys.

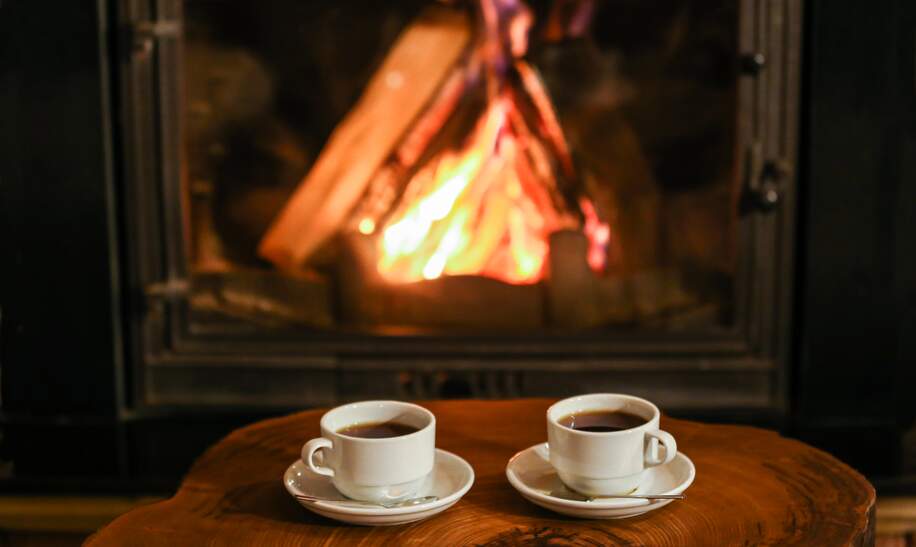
[
  {"left": 547, "top": 393, "right": 660, "bottom": 436},
  {"left": 320, "top": 400, "right": 435, "bottom": 443}
]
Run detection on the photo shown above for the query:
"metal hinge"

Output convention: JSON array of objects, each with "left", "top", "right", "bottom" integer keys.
[{"left": 131, "top": 19, "right": 181, "bottom": 58}]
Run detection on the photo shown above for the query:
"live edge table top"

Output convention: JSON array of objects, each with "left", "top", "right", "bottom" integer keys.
[{"left": 87, "top": 399, "right": 875, "bottom": 546}]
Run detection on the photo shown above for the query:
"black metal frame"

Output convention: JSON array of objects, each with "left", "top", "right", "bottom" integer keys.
[
  {"left": 0, "top": 0, "right": 124, "bottom": 418},
  {"left": 115, "top": 0, "right": 803, "bottom": 413},
  {"left": 0, "top": 0, "right": 131, "bottom": 489}
]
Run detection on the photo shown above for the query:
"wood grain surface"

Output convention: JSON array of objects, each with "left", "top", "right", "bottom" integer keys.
[{"left": 87, "top": 399, "right": 875, "bottom": 546}]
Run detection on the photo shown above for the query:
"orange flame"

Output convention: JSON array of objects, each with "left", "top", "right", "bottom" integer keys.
[
  {"left": 375, "top": 96, "right": 561, "bottom": 285},
  {"left": 580, "top": 197, "right": 610, "bottom": 272},
  {"left": 353, "top": 0, "right": 612, "bottom": 286},
  {"left": 372, "top": 96, "right": 609, "bottom": 285},
  {"left": 373, "top": 93, "right": 609, "bottom": 285}
]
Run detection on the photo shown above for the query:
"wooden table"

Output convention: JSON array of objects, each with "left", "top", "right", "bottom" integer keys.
[{"left": 88, "top": 399, "right": 876, "bottom": 546}]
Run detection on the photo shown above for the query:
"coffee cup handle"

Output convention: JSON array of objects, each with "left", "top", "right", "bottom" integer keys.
[
  {"left": 302, "top": 438, "right": 335, "bottom": 478},
  {"left": 644, "top": 430, "right": 677, "bottom": 467}
]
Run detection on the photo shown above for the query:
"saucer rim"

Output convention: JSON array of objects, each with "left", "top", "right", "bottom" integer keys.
[
  {"left": 505, "top": 442, "right": 695, "bottom": 509},
  {"left": 284, "top": 448, "right": 475, "bottom": 516}
]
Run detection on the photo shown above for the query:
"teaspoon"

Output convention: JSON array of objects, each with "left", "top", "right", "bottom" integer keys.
[
  {"left": 295, "top": 494, "right": 439, "bottom": 508},
  {"left": 550, "top": 490, "right": 685, "bottom": 502}
]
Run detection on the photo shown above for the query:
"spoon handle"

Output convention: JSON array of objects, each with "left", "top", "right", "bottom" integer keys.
[
  {"left": 295, "top": 494, "right": 438, "bottom": 508},
  {"left": 594, "top": 493, "right": 685, "bottom": 500},
  {"left": 296, "top": 496, "right": 375, "bottom": 506}
]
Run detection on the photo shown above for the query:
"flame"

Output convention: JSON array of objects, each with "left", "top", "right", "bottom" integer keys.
[
  {"left": 376, "top": 94, "right": 609, "bottom": 285},
  {"left": 373, "top": 52, "right": 611, "bottom": 285},
  {"left": 580, "top": 197, "right": 610, "bottom": 272},
  {"left": 377, "top": 97, "right": 557, "bottom": 285}
]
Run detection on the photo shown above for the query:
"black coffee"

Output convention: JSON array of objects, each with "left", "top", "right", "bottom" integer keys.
[
  {"left": 558, "top": 410, "right": 647, "bottom": 432},
  {"left": 337, "top": 421, "right": 419, "bottom": 439}
]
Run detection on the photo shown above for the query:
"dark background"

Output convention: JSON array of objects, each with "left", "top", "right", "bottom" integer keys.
[
  {"left": 0, "top": 0, "right": 914, "bottom": 494},
  {"left": 794, "top": 0, "right": 916, "bottom": 490}
]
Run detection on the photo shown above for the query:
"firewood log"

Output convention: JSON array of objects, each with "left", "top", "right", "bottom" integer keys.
[
  {"left": 338, "top": 233, "right": 544, "bottom": 330},
  {"left": 258, "top": 6, "right": 471, "bottom": 271}
]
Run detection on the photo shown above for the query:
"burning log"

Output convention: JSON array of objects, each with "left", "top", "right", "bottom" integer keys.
[
  {"left": 258, "top": 6, "right": 472, "bottom": 271},
  {"left": 338, "top": 233, "right": 544, "bottom": 329},
  {"left": 513, "top": 60, "right": 575, "bottom": 181},
  {"left": 345, "top": 64, "right": 473, "bottom": 237},
  {"left": 504, "top": 97, "right": 577, "bottom": 229}
]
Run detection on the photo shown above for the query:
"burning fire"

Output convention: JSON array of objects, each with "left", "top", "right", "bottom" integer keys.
[
  {"left": 362, "top": 95, "right": 608, "bottom": 285},
  {"left": 355, "top": 0, "right": 610, "bottom": 286},
  {"left": 256, "top": 0, "right": 612, "bottom": 286},
  {"left": 371, "top": 97, "right": 543, "bottom": 284}
]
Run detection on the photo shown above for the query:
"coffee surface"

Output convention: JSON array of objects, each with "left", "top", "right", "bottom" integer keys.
[
  {"left": 337, "top": 421, "right": 419, "bottom": 439},
  {"left": 558, "top": 410, "right": 647, "bottom": 432}
]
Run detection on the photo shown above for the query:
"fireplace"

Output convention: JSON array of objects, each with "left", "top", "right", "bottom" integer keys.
[
  {"left": 4, "top": 0, "right": 915, "bottom": 493},
  {"left": 116, "top": 0, "right": 800, "bottom": 411}
]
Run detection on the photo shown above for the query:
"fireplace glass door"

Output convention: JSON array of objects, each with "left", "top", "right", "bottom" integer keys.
[
  {"left": 180, "top": 0, "right": 742, "bottom": 333},
  {"left": 121, "top": 0, "right": 799, "bottom": 409}
]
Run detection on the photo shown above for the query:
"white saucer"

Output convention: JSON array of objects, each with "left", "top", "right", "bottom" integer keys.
[
  {"left": 284, "top": 448, "right": 474, "bottom": 526},
  {"left": 506, "top": 442, "right": 695, "bottom": 519}
]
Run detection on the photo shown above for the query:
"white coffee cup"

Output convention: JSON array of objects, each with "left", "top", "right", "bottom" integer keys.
[
  {"left": 547, "top": 393, "right": 677, "bottom": 496},
  {"left": 301, "top": 400, "right": 435, "bottom": 503}
]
